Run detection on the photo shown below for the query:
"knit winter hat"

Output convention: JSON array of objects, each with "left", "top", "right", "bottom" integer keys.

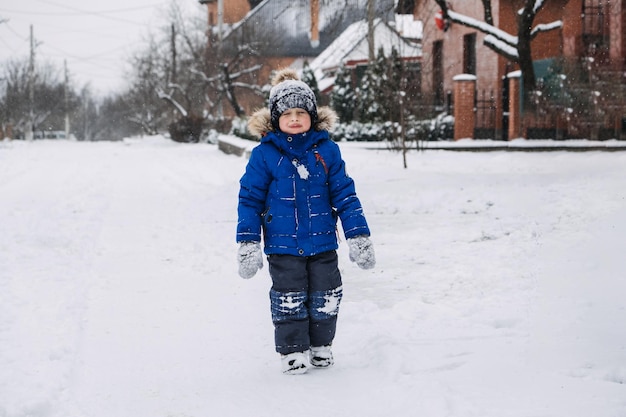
[{"left": 269, "top": 68, "right": 317, "bottom": 131}]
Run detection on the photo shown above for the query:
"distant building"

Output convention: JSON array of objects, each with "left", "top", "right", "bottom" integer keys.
[
  {"left": 198, "top": 0, "right": 416, "bottom": 118},
  {"left": 218, "top": 0, "right": 395, "bottom": 58},
  {"left": 308, "top": 16, "right": 422, "bottom": 94}
]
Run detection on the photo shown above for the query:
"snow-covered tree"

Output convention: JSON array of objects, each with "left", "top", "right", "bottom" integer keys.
[
  {"left": 331, "top": 47, "right": 416, "bottom": 125},
  {"left": 126, "top": 36, "right": 169, "bottom": 136},
  {"left": 357, "top": 66, "right": 381, "bottom": 123},
  {"left": 330, "top": 64, "right": 356, "bottom": 123},
  {"left": 301, "top": 61, "right": 321, "bottom": 105},
  {"left": 386, "top": 47, "right": 405, "bottom": 123},
  {"left": 354, "top": 47, "right": 413, "bottom": 124},
  {"left": 434, "top": 0, "right": 563, "bottom": 105},
  {"left": 356, "top": 47, "right": 392, "bottom": 123},
  {"left": 372, "top": 47, "right": 390, "bottom": 121}
]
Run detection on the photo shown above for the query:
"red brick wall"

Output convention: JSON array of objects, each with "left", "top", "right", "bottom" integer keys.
[
  {"left": 453, "top": 75, "right": 476, "bottom": 140},
  {"left": 561, "top": 0, "right": 584, "bottom": 58},
  {"left": 417, "top": 1, "right": 501, "bottom": 98},
  {"left": 417, "top": 0, "right": 505, "bottom": 136},
  {"left": 612, "top": 0, "right": 626, "bottom": 66},
  {"left": 507, "top": 71, "right": 522, "bottom": 139}
]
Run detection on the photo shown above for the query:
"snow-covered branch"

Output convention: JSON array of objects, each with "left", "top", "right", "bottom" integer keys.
[
  {"left": 231, "top": 82, "right": 265, "bottom": 95},
  {"left": 156, "top": 88, "right": 188, "bottom": 117},
  {"left": 484, "top": 35, "right": 518, "bottom": 61},
  {"left": 531, "top": 20, "right": 563, "bottom": 39},
  {"left": 446, "top": 8, "right": 561, "bottom": 62},
  {"left": 448, "top": 10, "right": 517, "bottom": 47},
  {"left": 190, "top": 68, "right": 221, "bottom": 83},
  {"left": 229, "top": 64, "right": 263, "bottom": 80},
  {"left": 127, "top": 116, "right": 158, "bottom": 135},
  {"left": 166, "top": 83, "right": 186, "bottom": 95},
  {"left": 517, "top": 0, "right": 545, "bottom": 16},
  {"left": 34, "top": 111, "right": 51, "bottom": 128}
]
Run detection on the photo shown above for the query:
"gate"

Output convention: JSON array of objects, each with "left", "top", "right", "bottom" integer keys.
[
  {"left": 474, "top": 90, "right": 497, "bottom": 139},
  {"left": 501, "top": 74, "right": 509, "bottom": 140}
]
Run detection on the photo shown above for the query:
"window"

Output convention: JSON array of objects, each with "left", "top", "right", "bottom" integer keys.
[
  {"left": 395, "top": 0, "right": 415, "bottom": 14},
  {"left": 582, "top": 0, "right": 609, "bottom": 53},
  {"left": 463, "top": 33, "right": 476, "bottom": 75},
  {"left": 433, "top": 40, "right": 444, "bottom": 106}
]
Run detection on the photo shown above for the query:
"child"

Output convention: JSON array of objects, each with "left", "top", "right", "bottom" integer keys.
[{"left": 236, "top": 68, "right": 375, "bottom": 375}]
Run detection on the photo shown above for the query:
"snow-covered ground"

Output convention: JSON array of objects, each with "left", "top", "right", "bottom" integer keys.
[{"left": 1, "top": 136, "right": 625, "bottom": 417}]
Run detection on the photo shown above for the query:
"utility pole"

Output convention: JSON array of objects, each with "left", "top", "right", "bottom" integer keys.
[
  {"left": 367, "top": 0, "right": 375, "bottom": 62},
  {"left": 0, "top": 18, "right": 8, "bottom": 139},
  {"left": 170, "top": 23, "right": 177, "bottom": 85},
  {"left": 217, "top": 0, "right": 223, "bottom": 52},
  {"left": 64, "top": 59, "right": 71, "bottom": 140},
  {"left": 26, "top": 24, "right": 35, "bottom": 141},
  {"left": 217, "top": 0, "right": 224, "bottom": 117}
]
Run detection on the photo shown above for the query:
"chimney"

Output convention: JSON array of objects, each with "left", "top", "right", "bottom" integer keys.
[{"left": 310, "top": 0, "right": 320, "bottom": 48}]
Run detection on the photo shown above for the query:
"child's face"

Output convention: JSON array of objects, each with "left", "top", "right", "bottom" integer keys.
[{"left": 278, "top": 108, "right": 311, "bottom": 135}]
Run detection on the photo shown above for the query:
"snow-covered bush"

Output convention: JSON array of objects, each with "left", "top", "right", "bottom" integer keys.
[
  {"left": 168, "top": 116, "right": 204, "bottom": 143},
  {"left": 427, "top": 113, "right": 454, "bottom": 141},
  {"left": 330, "top": 114, "right": 454, "bottom": 143},
  {"left": 205, "top": 129, "right": 220, "bottom": 144},
  {"left": 331, "top": 121, "right": 396, "bottom": 142},
  {"left": 230, "top": 116, "right": 257, "bottom": 141}
]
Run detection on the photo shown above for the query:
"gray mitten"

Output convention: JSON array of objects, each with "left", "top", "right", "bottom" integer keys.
[
  {"left": 347, "top": 235, "right": 376, "bottom": 270},
  {"left": 238, "top": 241, "right": 263, "bottom": 279}
]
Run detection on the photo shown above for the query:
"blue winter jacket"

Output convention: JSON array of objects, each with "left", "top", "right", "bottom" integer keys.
[{"left": 237, "top": 107, "right": 370, "bottom": 256}]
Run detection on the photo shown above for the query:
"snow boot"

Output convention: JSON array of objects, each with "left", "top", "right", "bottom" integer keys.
[
  {"left": 281, "top": 351, "right": 310, "bottom": 375},
  {"left": 310, "top": 345, "right": 334, "bottom": 368}
]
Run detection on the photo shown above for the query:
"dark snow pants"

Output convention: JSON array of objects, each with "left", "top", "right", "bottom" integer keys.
[{"left": 268, "top": 250, "right": 343, "bottom": 355}]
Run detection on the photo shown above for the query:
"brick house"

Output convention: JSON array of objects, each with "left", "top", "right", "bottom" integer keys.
[{"left": 414, "top": 0, "right": 626, "bottom": 140}]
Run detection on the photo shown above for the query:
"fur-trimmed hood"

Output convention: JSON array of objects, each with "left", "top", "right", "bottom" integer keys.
[{"left": 247, "top": 106, "right": 337, "bottom": 138}]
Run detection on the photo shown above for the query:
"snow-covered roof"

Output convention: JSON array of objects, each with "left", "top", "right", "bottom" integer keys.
[
  {"left": 393, "top": 14, "right": 423, "bottom": 41},
  {"left": 308, "top": 16, "right": 422, "bottom": 91},
  {"left": 309, "top": 20, "right": 370, "bottom": 79},
  {"left": 221, "top": 0, "right": 396, "bottom": 57}
]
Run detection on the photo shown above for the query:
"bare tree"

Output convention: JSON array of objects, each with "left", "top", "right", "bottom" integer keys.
[
  {"left": 121, "top": 2, "right": 210, "bottom": 140},
  {"left": 0, "top": 58, "right": 72, "bottom": 138},
  {"left": 125, "top": 36, "right": 169, "bottom": 135},
  {"left": 192, "top": 51, "right": 264, "bottom": 119},
  {"left": 125, "top": 1, "right": 265, "bottom": 140}
]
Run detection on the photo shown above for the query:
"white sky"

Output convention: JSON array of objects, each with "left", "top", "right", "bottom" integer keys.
[{"left": 0, "top": 0, "right": 205, "bottom": 95}]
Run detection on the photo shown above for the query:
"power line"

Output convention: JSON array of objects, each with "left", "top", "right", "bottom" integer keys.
[
  {"left": 0, "top": 10, "right": 140, "bottom": 25},
  {"left": 0, "top": 0, "right": 197, "bottom": 92},
  {"left": 2, "top": 2, "right": 162, "bottom": 16},
  {"left": 3, "top": 21, "right": 29, "bottom": 40},
  {"left": 33, "top": 0, "right": 164, "bottom": 13}
]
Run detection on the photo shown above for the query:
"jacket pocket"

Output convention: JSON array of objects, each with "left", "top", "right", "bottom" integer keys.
[
  {"left": 261, "top": 207, "right": 271, "bottom": 241},
  {"left": 261, "top": 206, "right": 272, "bottom": 224}
]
